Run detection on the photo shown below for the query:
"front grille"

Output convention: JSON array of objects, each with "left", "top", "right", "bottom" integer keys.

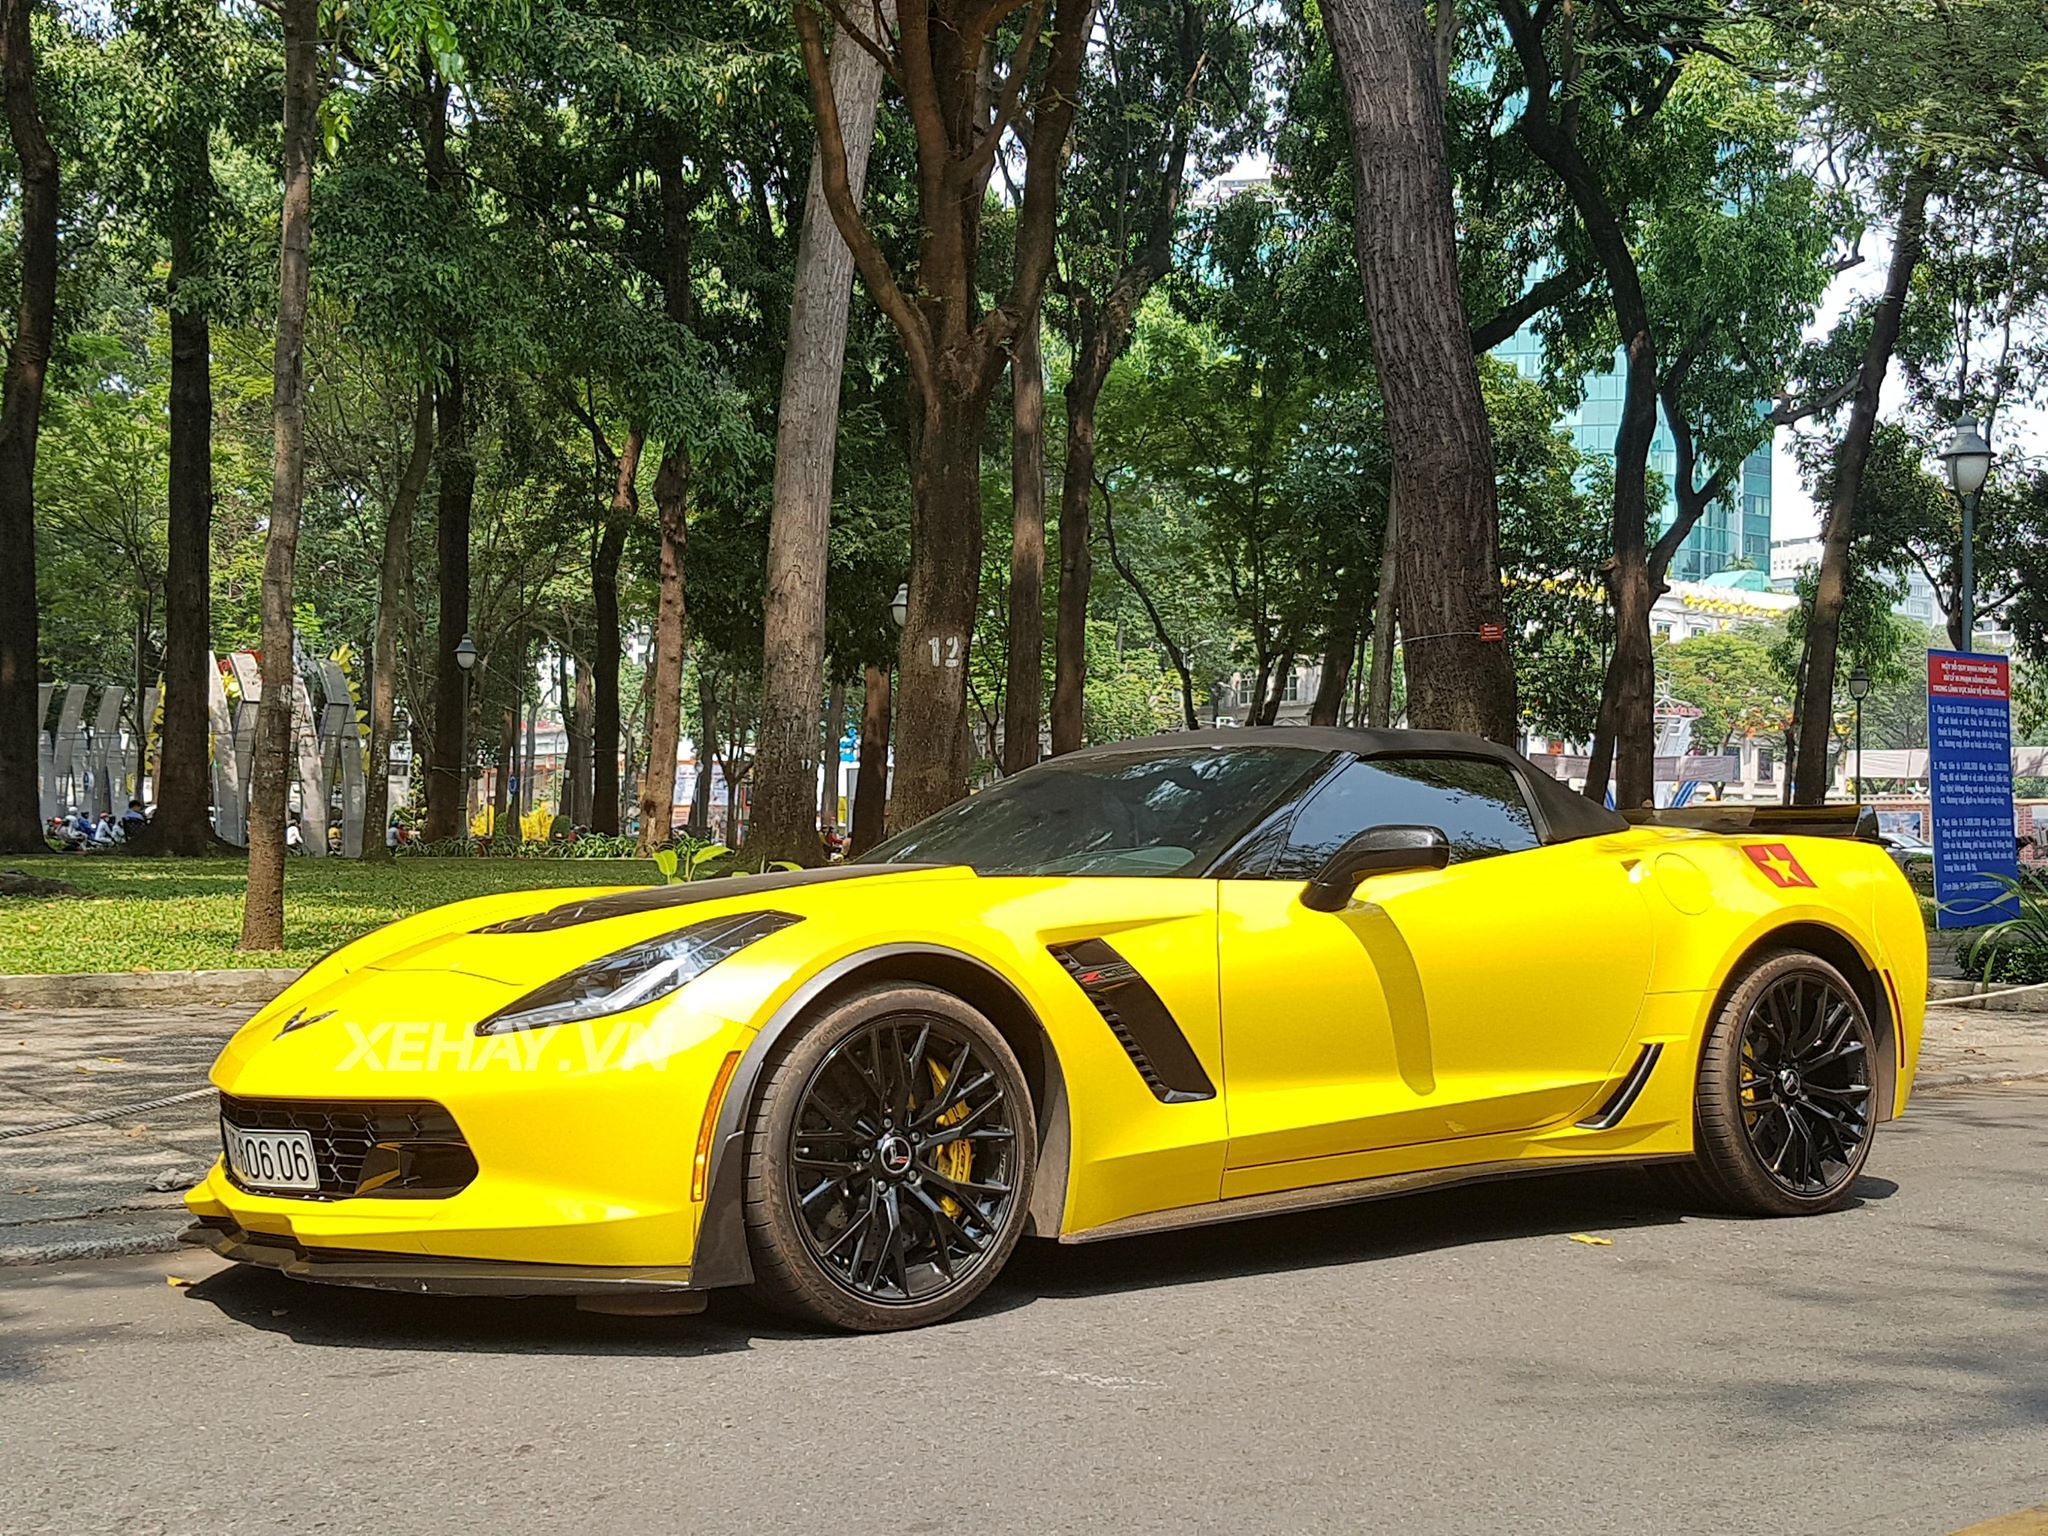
[{"left": 219, "top": 1094, "right": 478, "bottom": 1200}]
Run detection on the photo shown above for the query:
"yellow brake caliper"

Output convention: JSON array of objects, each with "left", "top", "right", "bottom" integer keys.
[{"left": 926, "top": 1061, "right": 972, "bottom": 1218}]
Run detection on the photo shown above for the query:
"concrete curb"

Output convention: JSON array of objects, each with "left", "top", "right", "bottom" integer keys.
[
  {"left": 0, "top": 1205, "right": 194, "bottom": 1267},
  {"left": 0, "top": 968, "right": 301, "bottom": 1010},
  {"left": 1927, "top": 978, "right": 2048, "bottom": 1014},
  {"left": 1, "top": 1227, "right": 189, "bottom": 1267},
  {"left": 1915, "top": 1069, "right": 2048, "bottom": 1093}
]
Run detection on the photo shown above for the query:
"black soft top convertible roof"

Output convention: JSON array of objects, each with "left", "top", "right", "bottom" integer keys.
[{"left": 1065, "top": 726, "right": 1630, "bottom": 848}]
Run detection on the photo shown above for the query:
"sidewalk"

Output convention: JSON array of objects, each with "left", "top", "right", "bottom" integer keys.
[
  {"left": 0, "top": 1004, "right": 240, "bottom": 1264},
  {"left": 1917, "top": 994, "right": 2048, "bottom": 1089},
  {"left": 3, "top": 984, "right": 2046, "bottom": 1267}
]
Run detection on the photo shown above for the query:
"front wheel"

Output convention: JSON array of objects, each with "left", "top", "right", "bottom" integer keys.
[
  {"left": 740, "top": 984, "right": 1036, "bottom": 1331},
  {"left": 1671, "top": 951, "right": 1879, "bottom": 1215}
]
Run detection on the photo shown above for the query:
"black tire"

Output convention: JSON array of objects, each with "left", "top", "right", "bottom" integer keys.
[
  {"left": 741, "top": 983, "right": 1036, "bottom": 1331},
  {"left": 1662, "top": 950, "right": 1879, "bottom": 1216}
]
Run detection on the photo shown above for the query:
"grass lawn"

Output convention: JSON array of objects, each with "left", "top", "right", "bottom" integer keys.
[{"left": 0, "top": 855, "right": 661, "bottom": 976}]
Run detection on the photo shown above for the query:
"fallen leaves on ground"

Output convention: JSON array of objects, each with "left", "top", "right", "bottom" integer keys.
[{"left": 1568, "top": 1233, "right": 1614, "bottom": 1247}]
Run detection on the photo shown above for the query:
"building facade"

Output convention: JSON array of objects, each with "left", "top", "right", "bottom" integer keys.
[
  {"left": 1495, "top": 332, "right": 1774, "bottom": 583},
  {"left": 1769, "top": 534, "right": 2017, "bottom": 650}
]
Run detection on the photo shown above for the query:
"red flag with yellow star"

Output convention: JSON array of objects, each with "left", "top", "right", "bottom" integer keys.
[{"left": 1742, "top": 842, "right": 1815, "bottom": 889}]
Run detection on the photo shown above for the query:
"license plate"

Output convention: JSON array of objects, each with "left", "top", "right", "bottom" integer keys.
[{"left": 223, "top": 1124, "right": 319, "bottom": 1193}]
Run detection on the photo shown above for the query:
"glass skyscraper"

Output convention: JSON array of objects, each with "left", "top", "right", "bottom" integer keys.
[{"left": 1496, "top": 329, "right": 1773, "bottom": 582}]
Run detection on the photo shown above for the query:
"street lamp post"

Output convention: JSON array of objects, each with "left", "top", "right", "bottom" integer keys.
[
  {"left": 890, "top": 582, "right": 909, "bottom": 632},
  {"left": 1937, "top": 417, "right": 1994, "bottom": 652},
  {"left": 1847, "top": 663, "right": 1871, "bottom": 813},
  {"left": 454, "top": 634, "right": 479, "bottom": 827}
]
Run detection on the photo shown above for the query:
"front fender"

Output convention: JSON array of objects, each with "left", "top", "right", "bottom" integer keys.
[{"left": 687, "top": 942, "right": 1054, "bottom": 1290}]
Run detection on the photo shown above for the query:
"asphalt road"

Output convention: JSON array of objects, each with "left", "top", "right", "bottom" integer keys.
[{"left": 4, "top": 1087, "right": 2046, "bottom": 1536}]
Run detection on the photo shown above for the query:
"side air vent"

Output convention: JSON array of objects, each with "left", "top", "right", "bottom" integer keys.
[
  {"left": 1049, "top": 939, "right": 1215, "bottom": 1104},
  {"left": 1576, "top": 1043, "right": 1663, "bottom": 1131}
]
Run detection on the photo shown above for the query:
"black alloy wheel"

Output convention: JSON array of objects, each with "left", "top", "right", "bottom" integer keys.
[
  {"left": 742, "top": 984, "right": 1036, "bottom": 1330},
  {"left": 1735, "top": 968, "right": 1875, "bottom": 1197},
  {"left": 1664, "top": 950, "right": 1880, "bottom": 1217}
]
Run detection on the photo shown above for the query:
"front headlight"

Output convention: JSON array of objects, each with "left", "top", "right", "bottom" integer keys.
[{"left": 475, "top": 911, "right": 800, "bottom": 1036}]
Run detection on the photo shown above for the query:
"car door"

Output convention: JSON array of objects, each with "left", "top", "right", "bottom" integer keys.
[{"left": 1219, "top": 753, "right": 1655, "bottom": 1173}]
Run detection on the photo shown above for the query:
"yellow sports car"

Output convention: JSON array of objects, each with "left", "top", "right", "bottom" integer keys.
[{"left": 186, "top": 728, "right": 1926, "bottom": 1331}]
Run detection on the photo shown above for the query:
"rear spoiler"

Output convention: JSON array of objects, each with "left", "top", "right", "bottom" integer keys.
[{"left": 1620, "top": 804, "right": 1880, "bottom": 841}]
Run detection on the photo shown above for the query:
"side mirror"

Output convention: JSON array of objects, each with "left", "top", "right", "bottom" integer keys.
[{"left": 1300, "top": 824, "right": 1451, "bottom": 912}]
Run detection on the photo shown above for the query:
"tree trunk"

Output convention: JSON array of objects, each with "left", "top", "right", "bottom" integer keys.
[
  {"left": 572, "top": 654, "right": 593, "bottom": 823},
  {"left": 1309, "top": 605, "right": 1360, "bottom": 727},
  {"left": 591, "top": 430, "right": 641, "bottom": 835},
  {"left": 0, "top": 0, "right": 57, "bottom": 852},
  {"left": 890, "top": 398, "right": 985, "bottom": 831},
  {"left": 1049, "top": 374, "right": 1100, "bottom": 757},
  {"left": 849, "top": 663, "right": 892, "bottom": 855},
  {"left": 1325, "top": 0, "right": 1517, "bottom": 746},
  {"left": 521, "top": 692, "right": 538, "bottom": 819},
  {"left": 1100, "top": 472, "right": 1198, "bottom": 729},
  {"left": 555, "top": 652, "right": 577, "bottom": 822},
  {"left": 636, "top": 157, "right": 696, "bottom": 858},
  {"left": 690, "top": 666, "right": 717, "bottom": 837},
  {"left": 422, "top": 354, "right": 473, "bottom": 840},
  {"left": 1005, "top": 304, "right": 1047, "bottom": 773},
  {"left": 637, "top": 444, "right": 689, "bottom": 855},
  {"left": 492, "top": 697, "right": 514, "bottom": 831},
  {"left": 362, "top": 392, "right": 433, "bottom": 860},
  {"left": 154, "top": 123, "right": 214, "bottom": 856},
  {"left": 1257, "top": 659, "right": 1293, "bottom": 726},
  {"left": 750, "top": 1, "right": 892, "bottom": 864},
  {"left": 819, "top": 675, "right": 847, "bottom": 834},
  {"left": 239, "top": 0, "right": 317, "bottom": 947},
  {"left": 1365, "top": 498, "right": 1399, "bottom": 727},
  {"left": 1791, "top": 167, "right": 1934, "bottom": 805}
]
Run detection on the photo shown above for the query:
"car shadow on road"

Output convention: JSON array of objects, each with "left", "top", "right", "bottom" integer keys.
[
  {"left": 161, "top": 1165, "right": 1896, "bottom": 1356},
  {"left": 175, "top": 1262, "right": 787, "bottom": 1357},
  {"left": 993, "top": 1165, "right": 1897, "bottom": 1306}
]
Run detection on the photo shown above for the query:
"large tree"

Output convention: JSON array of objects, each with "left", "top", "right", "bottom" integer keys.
[
  {"left": 1326, "top": 0, "right": 1516, "bottom": 741},
  {"left": 0, "top": 0, "right": 59, "bottom": 852},
  {"left": 1788, "top": 169, "right": 1932, "bottom": 803},
  {"left": 750, "top": 3, "right": 892, "bottom": 862},
  {"left": 793, "top": 0, "right": 1093, "bottom": 830},
  {"left": 1046, "top": 0, "right": 1254, "bottom": 755},
  {"left": 116, "top": 0, "right": 245, "bottom": 855},
  {"left": 239, "top": 0, "right": 321, "bottom": 946}
]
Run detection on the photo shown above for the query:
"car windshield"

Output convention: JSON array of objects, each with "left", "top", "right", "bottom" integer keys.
[{"left": 857, "top": 747, "right": 1325, "bottom": 877}]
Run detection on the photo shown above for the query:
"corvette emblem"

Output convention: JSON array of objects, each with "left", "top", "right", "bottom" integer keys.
[
  {"left": 1742, "top": 843, "right": 1815, "bottom": 889},
  {"left": 876, "top": 1135, "right": 915, "bottom": 1176}
]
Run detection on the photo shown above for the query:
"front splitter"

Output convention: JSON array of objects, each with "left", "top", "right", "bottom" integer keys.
[{"left": 182, "top": 1217, "right": 705, "bottom": 1304}]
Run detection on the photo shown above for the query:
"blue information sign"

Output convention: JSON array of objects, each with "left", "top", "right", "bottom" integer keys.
[{"left": 1927, "top": 649, "right": 2020, "bottom": 929}]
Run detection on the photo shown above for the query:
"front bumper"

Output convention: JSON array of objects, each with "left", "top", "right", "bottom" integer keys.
[
  {"left": 182, "top": 1216, "right": 704, "bottom": 1301},
  {"left": 186, "top": 971, "right": 763, "bottom": 1275}
]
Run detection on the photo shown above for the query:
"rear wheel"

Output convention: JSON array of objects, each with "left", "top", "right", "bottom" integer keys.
[
  {"left": 1666, "top": 951, "right": 1878, "bottom": 1215},
  {"left": 741, "top": 984, "right": 1036, "bottom": 1331}
]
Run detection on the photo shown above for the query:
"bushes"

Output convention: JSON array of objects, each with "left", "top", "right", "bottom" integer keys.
[
  {"left": 1955, "top": 871, "right": 2048, "bottom": 986},
  {"left": 394, "top": 828, "right": 736, "bottom": 864}
]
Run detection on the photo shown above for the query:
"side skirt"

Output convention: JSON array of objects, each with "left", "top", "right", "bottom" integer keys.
[{"left": 1057, "top": 1153, "right": 1690, "bottom": 1245}]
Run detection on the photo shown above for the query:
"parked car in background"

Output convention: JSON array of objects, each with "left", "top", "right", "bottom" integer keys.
[{"left": 1877, "top": 829, "right": 1934, "bottom": 875}]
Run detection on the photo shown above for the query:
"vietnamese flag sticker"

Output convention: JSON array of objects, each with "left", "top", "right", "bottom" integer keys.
[{"left": 1743, "top": 843, "right": 1816, "bottom": 889}]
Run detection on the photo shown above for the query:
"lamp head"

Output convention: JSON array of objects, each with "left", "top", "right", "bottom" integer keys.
[{"left": 1938, "top": 417, "right": 1993, "bottom": 497}]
